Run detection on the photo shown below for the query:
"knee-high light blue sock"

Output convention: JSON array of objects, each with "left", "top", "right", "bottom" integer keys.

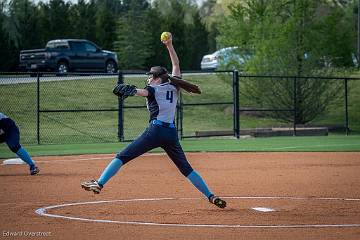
[
  {"left": 187, "top": 170, "right": 213, "bottom": 199},
  {"left": 16, "top": 147, "right": 36, "bottom": 167},
  {"left": 98, "top": 158, "right": 123, "bottom": 186}
]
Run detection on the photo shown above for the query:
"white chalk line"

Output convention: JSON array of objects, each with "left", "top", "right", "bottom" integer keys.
[
  {"left": 258, "top": 143, "right": 360, "bottom": 151},
  {"left": 36, "top": 153, "right": 165, "bottom": 163},
  {"left": 1, "top": 152, "right": 167, "bottom": 165},
  {"left": 35, "top": 196, "right": 360, "bottom": 229},
  {"left": 37, "top": 152, "right": 166, "bottom": 163}
]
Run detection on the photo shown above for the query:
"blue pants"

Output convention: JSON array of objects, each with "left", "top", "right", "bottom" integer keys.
[
  {"left": 0, "top": 117, "right": 36, "bottom": 167},
  {"left": 116, "top": 123, "right": 193, "bottom": 177},
  {"left": 0, "top": 118, "right": 21, "bottom": 153},
  {"left": 99, "top": 122, "right": 213, "bottom": 198}
]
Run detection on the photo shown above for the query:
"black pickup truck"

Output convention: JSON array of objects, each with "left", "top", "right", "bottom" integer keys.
[{"left": 19, "top": 39, "right": 118, "bottom": 73}]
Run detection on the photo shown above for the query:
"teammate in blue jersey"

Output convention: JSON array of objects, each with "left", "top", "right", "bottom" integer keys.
[
  {"left": 0, "top": 112, "right": 39, "bottom": 175},
  {"left": 81, "top": 33, "right": 226, "bottom": 208}
]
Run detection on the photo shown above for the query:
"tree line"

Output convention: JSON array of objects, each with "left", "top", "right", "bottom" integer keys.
[
  {"left": 1, "top": 0, "right": 357, "bottom": 73},
  {"left": 0, "top": 0, "right": 210, "bottom": 71}
]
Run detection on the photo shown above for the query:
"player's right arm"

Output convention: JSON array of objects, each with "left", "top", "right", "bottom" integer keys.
[{"left": 162, "top": 33, "right": 180, "bottom": 77}]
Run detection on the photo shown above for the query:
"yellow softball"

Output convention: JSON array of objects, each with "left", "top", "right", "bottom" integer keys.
[{"left": 160, "top": 32, "right": 171, "bottom": 42}]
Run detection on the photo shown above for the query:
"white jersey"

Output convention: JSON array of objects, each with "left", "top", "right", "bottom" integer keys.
[{"left": 145, "top": 82, "right": 178, "bottom": 123}]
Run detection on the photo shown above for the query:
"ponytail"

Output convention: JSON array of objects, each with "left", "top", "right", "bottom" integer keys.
[{"left": 169, "top": 76, "right": 201, "bottom": 94}]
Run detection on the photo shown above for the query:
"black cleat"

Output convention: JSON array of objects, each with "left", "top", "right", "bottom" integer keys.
[
  {"left": 209, "top": 195, "right": 227, "bottom": 209},
  {"left": 30, "top": 166, "right": 39, "bottom": 175}
]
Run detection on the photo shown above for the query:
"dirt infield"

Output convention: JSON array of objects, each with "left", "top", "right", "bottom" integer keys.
[{"left": 1, "top": 152, "right": 360, "bottom": 240}]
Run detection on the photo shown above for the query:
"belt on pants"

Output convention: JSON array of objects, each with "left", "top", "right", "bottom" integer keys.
[{"left": 151, "top": 120, "right": 175, "bottom": 128}]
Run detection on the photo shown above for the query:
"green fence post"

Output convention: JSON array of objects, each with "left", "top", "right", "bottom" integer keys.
[
  {"left": 36, "top": 72, "right": 40, "bottom": 144},
  {"left": 293, "top": 76, "right": 297, "bottom": 136},
  {"left": 344, "top": 78, "right": 349, "bottom": 135},
  {"left": 233, "top": 70, "right": 240, "bottom": 139}
]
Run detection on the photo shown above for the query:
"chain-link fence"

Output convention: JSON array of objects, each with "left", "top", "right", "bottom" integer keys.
[
  {"left": 238, "top": 75, "right": 360, "bottom": 136},
  {"left": 1, "top": 72, "right": 359, "bottom": 144},
  {"left": 348, "top": 79, "right": 360, "bottom": 133},
  {"left": 38, "top": 73, "right": 119, "bottom": 144},
  {"left": 179, "top": 71, "right": 235, "bottom": 138},
  {"left": 0, "top": 73, "right": 38, "bottom": 144},
  {"left": 0, "top": 72, "right": 119, "bottom": 144}
]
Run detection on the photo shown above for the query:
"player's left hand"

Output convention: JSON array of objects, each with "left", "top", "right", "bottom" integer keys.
[{"left": 112, "top": 84, "right": 137, "bottom": 100}]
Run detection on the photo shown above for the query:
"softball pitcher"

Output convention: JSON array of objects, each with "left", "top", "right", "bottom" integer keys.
[
  {"left": 81, "top": 33, "right": 226, "bottom": 208},
  {"left": 0, "top": 112, "right": 39, "bottom": 175}
]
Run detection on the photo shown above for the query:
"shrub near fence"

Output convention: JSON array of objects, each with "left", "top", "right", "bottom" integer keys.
[{"left": 238, "top": 75, "right": 360, "bottom": 136}]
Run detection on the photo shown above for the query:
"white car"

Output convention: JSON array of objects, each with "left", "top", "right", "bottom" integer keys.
[{"left": 200, "top": 47, "right": 249, "bottom": 70}]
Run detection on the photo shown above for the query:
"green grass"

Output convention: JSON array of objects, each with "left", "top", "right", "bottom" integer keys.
[{"left": 1, "top": 134, "right": 359, "bottom": 158}]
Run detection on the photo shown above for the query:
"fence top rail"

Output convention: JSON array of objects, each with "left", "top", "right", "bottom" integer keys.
[
  {"left": 1, "top": 71, "right": 360, "bottom": 80},
  {"left": 239, "top": 74, "right": 360, "bottom": 80},
  {"left": 0, "top": 72, "right": 118, "bottom": 77},
  {"left": 120, "top": 70, "right": 235, "bottom": 75}
]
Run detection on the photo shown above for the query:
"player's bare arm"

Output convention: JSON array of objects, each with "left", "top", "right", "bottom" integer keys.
[
  {"left": 162, "top": 33, "right": 180, "bottom": 77},
  {"left": 135, "top": 89, "right": 149, "bottom": 97}
]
